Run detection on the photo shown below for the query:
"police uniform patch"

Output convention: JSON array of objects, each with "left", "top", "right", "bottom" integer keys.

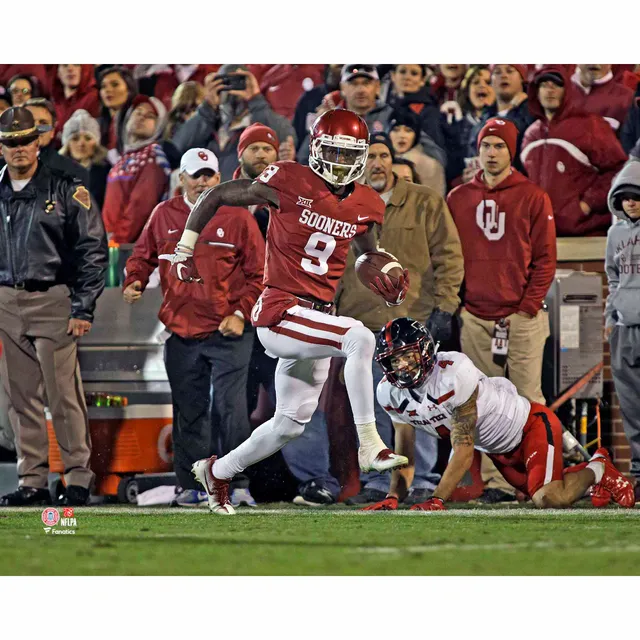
[{"left": 72, "top": 186, "right": 91, "bottom": 210}]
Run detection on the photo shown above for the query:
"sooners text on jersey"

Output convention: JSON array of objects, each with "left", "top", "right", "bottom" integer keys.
[
  {"left": 376, "top": 351, "right": 531, "bottom": 454},
  {"left": 255, "top": 161, "right": 385, "bottom": 305}
]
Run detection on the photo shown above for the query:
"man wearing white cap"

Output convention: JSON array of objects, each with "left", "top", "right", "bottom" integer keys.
[{"left": 123, "top": 148, "right": 265, "bottom": 507}]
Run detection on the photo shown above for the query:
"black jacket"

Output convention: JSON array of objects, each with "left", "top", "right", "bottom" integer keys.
[
  {"left": 387, "top": 86, "right": 445, "bottom": 150},
  {"left": 39, "top": 145, "right": 89, "bottom": 184},
  {"left": 87, "top": 160, "right": 111, "bottom": 211},
  {"left": 0, "top": 162, "right": 108, "bottom": 322}
]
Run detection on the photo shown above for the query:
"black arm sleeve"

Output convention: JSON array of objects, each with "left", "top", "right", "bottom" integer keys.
[
  {"left": 186, "top": 179, "right": 280, "bottom": 234},
  {"left": 64, "top": 184, "right": 108, "bottom": 322}
]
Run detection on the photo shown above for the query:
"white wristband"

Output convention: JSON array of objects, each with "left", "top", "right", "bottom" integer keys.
[
  {"left": 234, "top": 310, "right": 245, "bottom": 320},
  {"left": 179, "top": 229, "right": 200, "bottom": 251}
]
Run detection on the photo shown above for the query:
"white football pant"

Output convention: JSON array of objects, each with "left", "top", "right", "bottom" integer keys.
[{"left": 212, "top": 305, "right": 377, "bottom": 480}]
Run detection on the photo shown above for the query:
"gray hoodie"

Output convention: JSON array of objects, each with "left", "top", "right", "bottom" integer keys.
[{"left": 605, "top": 160, "right": 640, "bottom": 328}]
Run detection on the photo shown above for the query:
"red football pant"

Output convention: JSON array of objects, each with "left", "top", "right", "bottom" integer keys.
[{"left": 489, "top": 403, "right": 564, "bottom": 498}]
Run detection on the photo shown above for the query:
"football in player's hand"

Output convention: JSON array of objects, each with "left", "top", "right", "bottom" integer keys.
[{"left": 355, "top": 251, "right": 404, "bottom": 301}]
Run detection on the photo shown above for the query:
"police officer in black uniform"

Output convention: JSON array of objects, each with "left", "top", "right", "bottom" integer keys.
[{"left": 0, "top": 107, "right": 107, "bottom": 506}]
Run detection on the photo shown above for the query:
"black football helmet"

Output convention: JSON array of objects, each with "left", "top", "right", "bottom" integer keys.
[{"left": 375, "top": 317, "right": 437, "bottom": 389}]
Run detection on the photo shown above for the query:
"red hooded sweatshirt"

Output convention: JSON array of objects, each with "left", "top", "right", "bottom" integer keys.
[
  {"left": 520, "top": 65, "right": 627, "bottom": 237},
  {"left": 570, "top": 68, "right": 634, "bottom": 132},
  {"left": 51, "top": 65, "right": 101, "bottom": 141},
  {"left": 447, "top": 169, "right": 556, "bottom": 320},
  {"left": 123, "top": 196, "right": 265, "bottom": 338}
]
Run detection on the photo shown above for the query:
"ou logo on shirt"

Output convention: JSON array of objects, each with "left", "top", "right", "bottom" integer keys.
[{"left": 476, "top": 199, "right": 505, "bottom": 241}]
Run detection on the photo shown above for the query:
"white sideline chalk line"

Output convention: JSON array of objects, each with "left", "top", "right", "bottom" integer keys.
[
  {"left": 1, "top": 507, "right": 639, "bottom": 517},
  {"left": 353, "top": 542, "right": 640, "bottom": 554}
]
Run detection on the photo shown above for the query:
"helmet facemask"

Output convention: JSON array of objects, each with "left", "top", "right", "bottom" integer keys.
[
  {"left": 309, "top": 133, "right": 368, "bottom": 187},
  {"left": 376, "top": 340, "right": 437, "bottom": 389}
]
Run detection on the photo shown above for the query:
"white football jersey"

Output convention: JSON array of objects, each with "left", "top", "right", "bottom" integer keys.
[{"left": 376, "top": 351, "right": 530, "bottom": 454}]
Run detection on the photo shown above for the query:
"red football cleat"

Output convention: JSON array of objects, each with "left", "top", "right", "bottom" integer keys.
[
  {"left": 192, "top": 455, "right": 235, "bottom": 515},
  {"left": 591, "top": 448, "right": 635, "bottom": 509},
  {"left": 590, "top": 483, "right": 612, "bottom": 508}
]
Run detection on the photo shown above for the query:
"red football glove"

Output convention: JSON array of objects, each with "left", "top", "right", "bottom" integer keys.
[
  {"left": 368, "top": 269, "right": 410, "bottom": 307},
  {"left": 409, "top": 497, "right": 446, "bottom": 511},
  {"left": 158, "top": 244, "right": 203, "bottom": 284},
  {"left": 361, "top": 496, "right": 399, "bottom": 511}
]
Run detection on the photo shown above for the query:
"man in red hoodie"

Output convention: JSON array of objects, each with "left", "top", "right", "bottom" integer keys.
[
  {"left": 447, "top": 118, "right": 557, "bottom": 502},
  {"left": 521, "top": 66, "right": 627, "bottom": 237},
  {"left": 448, "top": 118, "right": 556, "bottom": 402},
  {"left": 51, "top": 65, "right": 100, "bottom": 143},
  {"left": 571, "top": 64, "right": 634, "bottom": 133},
  {"left": 122, "top": 147, "right": 265, "bottom": 507}
]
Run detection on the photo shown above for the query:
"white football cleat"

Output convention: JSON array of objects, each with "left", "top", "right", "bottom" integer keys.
[
  {"left": 192, "top": 456, "right": 235, "bottom": 515},
  {"left": 358, "top": 446, "right": 409, "bottom": 473}
]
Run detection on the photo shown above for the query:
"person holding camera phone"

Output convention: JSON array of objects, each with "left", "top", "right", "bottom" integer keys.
[{"left": 171, "top": 64, "right": 296, "bottom": 181}]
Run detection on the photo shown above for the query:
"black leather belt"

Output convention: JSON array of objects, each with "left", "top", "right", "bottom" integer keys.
[{"left": 3, "top": 281, "right": 55, "bottom": 292}]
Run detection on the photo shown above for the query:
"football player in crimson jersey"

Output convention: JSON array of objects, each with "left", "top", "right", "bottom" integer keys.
[
  {"left": 159, "top": 108, "right": 411, "bottom": 514},
  {"left": 363, "top": 317, "right": 635, "bottom": 512}
]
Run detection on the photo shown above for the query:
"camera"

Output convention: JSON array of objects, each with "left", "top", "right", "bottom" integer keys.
[{"left": 219, "top": 74, "right": 246, "bottom": 92}]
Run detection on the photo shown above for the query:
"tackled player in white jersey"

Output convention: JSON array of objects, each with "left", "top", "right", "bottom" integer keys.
[{"left": 364, "top": 317, "right": 635, "bottom": 511}]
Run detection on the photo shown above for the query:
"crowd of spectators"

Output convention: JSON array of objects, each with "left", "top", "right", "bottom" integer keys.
[
  {"left": 1, "top": 63, "right": 639, "bottom": 506},
  {"left": 0, "top": 63, "right": 637, "bottom": 243}
]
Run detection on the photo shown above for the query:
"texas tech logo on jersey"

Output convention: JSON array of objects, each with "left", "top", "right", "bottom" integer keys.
[{"left": 476, "top": 199, "right": 505, "bottom": 241}]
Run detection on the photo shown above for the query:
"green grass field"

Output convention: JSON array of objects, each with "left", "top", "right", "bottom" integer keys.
[{"left": 1, "top": 504, "right": 639, "bottom": 576}]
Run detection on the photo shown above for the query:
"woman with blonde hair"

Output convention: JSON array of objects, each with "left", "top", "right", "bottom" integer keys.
[{"left": 59, "top": 109, "right": 111, "bottom": 210}]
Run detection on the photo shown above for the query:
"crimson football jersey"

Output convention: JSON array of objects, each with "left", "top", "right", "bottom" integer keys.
[{"left": 255, "top": 161, "right": 385, "bottom": 303}]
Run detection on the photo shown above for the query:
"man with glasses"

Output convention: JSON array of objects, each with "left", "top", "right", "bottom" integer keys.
[
  {"left": 8, "top": 75, "right": 34, "bottom": 107},
  {"left": 0, "top": 107, "right": 107, "bottom": 507}
]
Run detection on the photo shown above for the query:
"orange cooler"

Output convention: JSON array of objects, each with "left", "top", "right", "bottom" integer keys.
[{"left": 47, "top": 404, "right": 173, "bottom": 499}]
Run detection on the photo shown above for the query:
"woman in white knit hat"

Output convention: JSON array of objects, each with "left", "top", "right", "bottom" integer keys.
[{"left": 59, "top": 109, "right": 111, "bottom": 209}]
